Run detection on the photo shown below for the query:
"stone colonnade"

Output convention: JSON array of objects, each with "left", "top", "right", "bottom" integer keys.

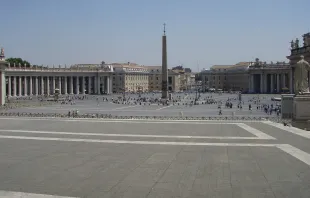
[
  {"left": 6, "top": 75, "right": 112, "bottom": 97},
  {"left": 248, "top": 72, "right": 292, "bottom": 94}
]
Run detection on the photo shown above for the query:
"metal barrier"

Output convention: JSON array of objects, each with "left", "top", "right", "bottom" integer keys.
[{"left": 0, "top": 111, "right": 287, "bottom": 123}]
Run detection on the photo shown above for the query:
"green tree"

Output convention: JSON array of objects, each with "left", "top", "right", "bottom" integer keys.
[{"left": 6, "top": 57, "right": 31, "bottom": 67}]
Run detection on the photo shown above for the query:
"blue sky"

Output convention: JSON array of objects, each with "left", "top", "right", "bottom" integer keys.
[{"left": 0, "top": 0, "right": 309, "bottom": 70}]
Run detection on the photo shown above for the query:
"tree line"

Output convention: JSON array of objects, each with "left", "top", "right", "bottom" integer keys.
[{"left": 5, "top": 57, "right": 42, "bottom": 68}]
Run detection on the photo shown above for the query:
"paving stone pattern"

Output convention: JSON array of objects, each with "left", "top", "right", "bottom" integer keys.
[{"left": 0, "top": 117, "right": 309, "bottom": 197}]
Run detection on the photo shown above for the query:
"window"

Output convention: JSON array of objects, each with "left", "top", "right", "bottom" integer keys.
[{"left": 168, "top": 77, "right": 172, "bottom": 84}]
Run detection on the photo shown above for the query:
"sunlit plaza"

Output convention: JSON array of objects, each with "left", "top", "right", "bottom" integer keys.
[
  {"left": 1, "top": 2, "right": 310, "bottom": 197},
  {"left": 4, "top": 93, "right": 281, "bottom": 118}
]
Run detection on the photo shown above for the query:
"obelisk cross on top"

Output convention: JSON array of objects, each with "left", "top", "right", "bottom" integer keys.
[{"left": 163, "top": 23, "right": 166, "bottom": 36}]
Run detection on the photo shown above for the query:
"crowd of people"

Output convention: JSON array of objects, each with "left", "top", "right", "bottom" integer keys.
[{"left": 3, "top": 92, "right": 282, "bottom": 118}]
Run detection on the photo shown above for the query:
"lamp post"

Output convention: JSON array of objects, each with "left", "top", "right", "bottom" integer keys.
[{"left": 120, "top": 88, "right": 126, "bottom": 101}]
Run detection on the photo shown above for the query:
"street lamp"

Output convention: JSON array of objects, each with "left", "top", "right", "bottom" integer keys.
[
  {"left": 137, "top": 85, "right": 143, "bottom": 97},
  {"left": 120, "top": 88, "right": 126, "bottom": 101}
]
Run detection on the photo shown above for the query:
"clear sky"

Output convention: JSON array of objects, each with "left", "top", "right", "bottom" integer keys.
[{"left": 1, "top": 0, "right": 309, "bottom": 70}]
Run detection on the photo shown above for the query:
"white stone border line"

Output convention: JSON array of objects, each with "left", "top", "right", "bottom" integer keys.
[
  {"left": 0, "top": 190, "right": 77, "bottom": 198},
  {"left": 263, "top": 121, "right": 310, "bottom": 139},
  {"left": 236, "top": 123, "right": 276, "bottom": 139},
  {"left": 0, "top": 134, "right": 307, "bottom": 166},
  {"left": 0, "top": 117, "right": 276, "bottom": 140},
  {"left": 0, "top": 129, "right": 272, "bottom": 140}
]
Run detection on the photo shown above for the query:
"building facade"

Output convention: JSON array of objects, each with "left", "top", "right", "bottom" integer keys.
[
  {"left": 0, "top": 48, "right": 187, "bottom": 98},
  {"left": 286, "top": 32, "right": 310, "bottom": 94},
  {"left": 201, "top": 62, "right": 250, "bottom": 92},
  {"left": 147, "top": 66, "right": 181, "bottom": 92},
  {"left": 248, "top": 59, "right": 292, "bottom": 94},
  {"left": 201, "top": 60, "right": 295, "bottom": 94},
  {"left": 110, "top": 63, "right": 149, "bottom": 93},
  {"left": 5, "top": 64, "right": 113, "bottom": 97},
  {"left": 200, "top": 33, "right": 310, "bottom": 94}
]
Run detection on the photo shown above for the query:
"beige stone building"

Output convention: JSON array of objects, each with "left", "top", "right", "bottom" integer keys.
[
  {"left": 145, "top": 66, "right": 181, "bottom": 92},
  {"left": 71, "top": 62, "right": 149, "bottom": 94},
  {"left": 201, "top": 59, "right": 297, "bottom": 94},
  {"left": 71, "top": 62, "right": 184, "bottom": 93},
  {"left": 201, "top": 62, "right": 250, "bottom": 92},
  {"left": 110, "top": 62, "right": 149, "bottom": 93}
]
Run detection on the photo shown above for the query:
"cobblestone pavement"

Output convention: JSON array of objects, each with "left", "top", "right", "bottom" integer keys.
[
  {"left": 0, "top": 117, "right": 309, "bottom": 197},
  {"left": 3, "top": 93, "right": 281, "bottom": 118}
]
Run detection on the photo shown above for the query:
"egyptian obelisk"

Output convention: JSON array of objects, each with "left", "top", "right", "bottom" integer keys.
[{"left": 161, "top": 23, "right": 168, "bottom": 99}]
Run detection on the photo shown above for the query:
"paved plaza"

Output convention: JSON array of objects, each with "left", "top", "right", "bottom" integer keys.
[
  {"left": 0, "top": 116, "right": 310, "bottom": 197},
  {"left": 4, "top": 93, "right": 281, "bottom": 117}
]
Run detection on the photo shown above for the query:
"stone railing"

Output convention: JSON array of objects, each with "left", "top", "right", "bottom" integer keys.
[
  {"left": 291, "top": 46, "right": 310, "bottom": 55},
  {"left": 248, "top": 66, "right": 291, "bottom": 70},
  {"left": 5, "top": 67, "right": 113, "bottom": 72}
]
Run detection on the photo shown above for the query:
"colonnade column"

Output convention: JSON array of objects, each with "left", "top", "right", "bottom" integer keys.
[
  {"left": 97, "top": 76, "right": 101, "bottom": 94},
  {"left": 308, "top": 71, "right": 310, "bottom": 89},
  {"left": 59, "top": 77, "right": 62, "bottom": 95},
  {"left": 52, "top": 77, "right": 55, "bottom": 95},
  {"left": 64, "top": 77, "right": 68, "bottom": 95},
  {"left": 264, "top": 74, "right": 268, "bottom": 93},
  {"left": 277, "top": 74, "right": 280, "bottom": 93},
  {"left": 70, "top": 76, "right": 73, "bottom": 94},
  {"left": 270, "top": 74, "right": 274, "bottom": 93},
  {"left": 248, "top": 75, "right": 251, "bottom": 93},
  {"left": 41, "top": 77, "right": 44, "bottom": 95},
  {"left": 13, "top": 77, "right": 16, "bottom": 96},
  {"left": 94, "top": 77, "right": 97, "bottom": 94},
  {"left": 88, "top": 76, "right": 91, "bottom": 94},
  {"left": 249, "top": 74, "right": 254, "bottom": 93},
  {"left": 24, "top": 76, "right": 27, "bottom": 96},
  {"left": 47, "top": 77, "right": 50, "bottom": 95},
  {"left": 35, "top": 77, "right": 38, "bottom": 96},
  {"left": 82, "top": 76, "right": 85, "bottom": 94},
  {"left": 283, "top": 73, "right": 286, "bottom": 88},
  {"left": 18, "top": 77, "right": 22, "bottom": 96},
  {"left": 105, "top": 76, "right": 109, "bottom": 94},
  {"left": 260, "top": 74, "right": 263, "bottom": 93},
  {"left": 29, "top": 77, "right": 32, "bottom": 96},
  {"left": 8, "top": 76, "right": 11, "bottom": 97},
  {"left": 109, "top": 76, "right": 112, "bottom": 94},
  {"left": 75, "top": 76, "right": 79, "bottom": 94}
]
